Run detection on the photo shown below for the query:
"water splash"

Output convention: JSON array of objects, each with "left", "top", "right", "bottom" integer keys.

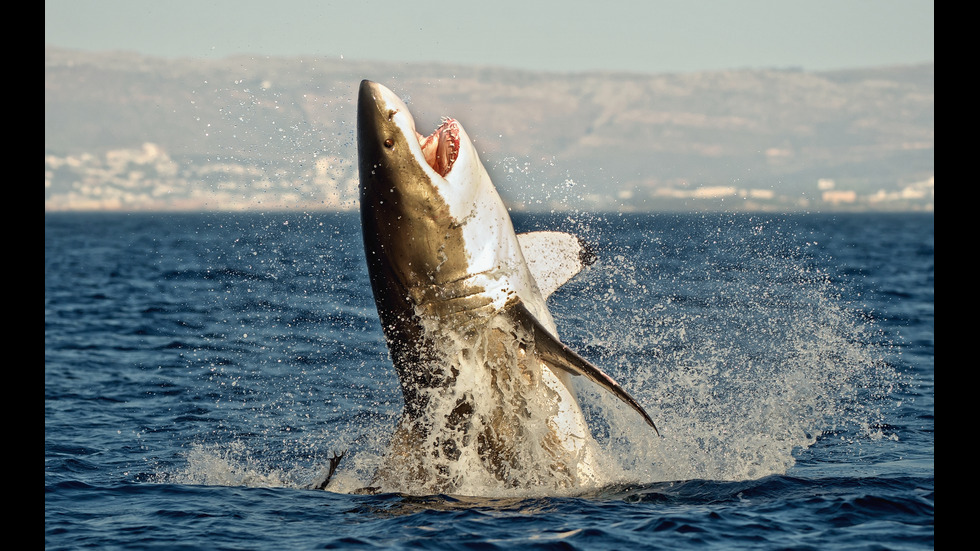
[
  {"left": 169, "top": 213, "right": 903, "bottom": 496},
  {"left": 553, "top": 213, "right": 903, "bottom": 484}
]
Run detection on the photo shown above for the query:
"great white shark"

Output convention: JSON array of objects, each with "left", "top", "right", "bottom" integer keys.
[{"left": 355, "top": 80, "right": 656, "bottom": 494}]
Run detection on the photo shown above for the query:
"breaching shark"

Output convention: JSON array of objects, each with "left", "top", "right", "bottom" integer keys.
[{"left": 354, "top": 80, "right": 657, "bottom": 494}]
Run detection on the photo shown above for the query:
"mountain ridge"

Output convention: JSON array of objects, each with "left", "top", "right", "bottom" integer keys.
[{"left": 45, "top": 48, "right": 933, "bottom": 212}]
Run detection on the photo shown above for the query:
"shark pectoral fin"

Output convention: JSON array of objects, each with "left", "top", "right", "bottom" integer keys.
[
  {"left": 509, "top": 302, "right": 660, "bottom": 436},
  {"left": 517, "top": 231, "right": 596, "bottom": 299}
]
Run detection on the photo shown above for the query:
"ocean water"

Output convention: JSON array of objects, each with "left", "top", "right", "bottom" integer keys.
[{"left": 45, "top": 211, "right": 933, "bottom": 550}]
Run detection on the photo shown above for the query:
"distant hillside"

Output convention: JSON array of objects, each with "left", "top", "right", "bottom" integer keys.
[{"left": 44, "top": 48, "right": 933, "bottom": 212}]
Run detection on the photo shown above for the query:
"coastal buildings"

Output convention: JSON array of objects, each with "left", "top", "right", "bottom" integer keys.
[{"left": 45, "top": 143, "right": 933, "bottom": 213}]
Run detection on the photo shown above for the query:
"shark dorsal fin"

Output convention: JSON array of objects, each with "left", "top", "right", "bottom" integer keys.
[{"left": 517, "top": 232, "right": 596, "bottom": 299}]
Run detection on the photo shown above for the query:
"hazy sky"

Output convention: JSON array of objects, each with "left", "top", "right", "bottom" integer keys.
[{"left": 45, "top": 0, "right": 933, "bottom": 74}]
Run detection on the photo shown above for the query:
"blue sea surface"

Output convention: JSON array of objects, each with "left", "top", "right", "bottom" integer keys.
[{"left": 45, "top": 211, "right": 933, "bottom": 550}]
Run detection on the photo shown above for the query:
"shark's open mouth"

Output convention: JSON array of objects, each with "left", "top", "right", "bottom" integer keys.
[{"left": 419, "top": 118, "right": 460, "bottom": 177}]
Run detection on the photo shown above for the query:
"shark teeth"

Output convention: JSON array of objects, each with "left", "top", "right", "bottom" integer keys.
[{"left": 420, "top": 118, "right": 460, "bottom": 176}]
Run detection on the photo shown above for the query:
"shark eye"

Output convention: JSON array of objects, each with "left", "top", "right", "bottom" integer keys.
[{"left": 384, "top": 138, "right": 394, "bottom": 148}]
